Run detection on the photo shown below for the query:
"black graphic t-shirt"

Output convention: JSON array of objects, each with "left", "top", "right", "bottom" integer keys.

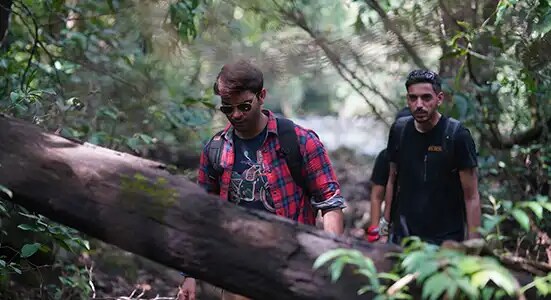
[{"left": 229, "top": 126, "right": 275, "bottom": 213}]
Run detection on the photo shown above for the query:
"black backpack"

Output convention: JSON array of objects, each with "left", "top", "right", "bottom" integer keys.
[
  {"left": 206, "top": 118, "right": 308, "bottom": 194},
  {"left": 393, "top": 115, "right": 461, "bottom": 172},
  {"left": 390, "top": 116, "right": 462, "bottom": 237}
]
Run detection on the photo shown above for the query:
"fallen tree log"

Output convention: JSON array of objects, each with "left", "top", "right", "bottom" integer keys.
[
  {"left": 0, "top": 114, "right": 399, "bottom": 299},
  {"left": 0, "top": 114, "right": 545, "bottom": 299}
]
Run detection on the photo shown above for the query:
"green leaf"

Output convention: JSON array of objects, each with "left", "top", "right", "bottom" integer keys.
[
  {"left": 52, "top": 0, "right": 64, "bottom": 10},
  {"left": 458, "top": 257, "right": 483, "bottom": 274},
  {"left": 523, "top": 202, "right": 544, "bottom": 219},
  {"left": 511, "top": 208, "right": 530, "bottom": 231},
  {"left": 0, "top": 201, "right": 8, "bottom": 216},
  {"left": 494, "top": 0, "right": 511, "bottom": 25},
  {"left": 357, "top": 284, "right": 373, "bottom": 295},
  {"left": 393, "top": 292, "right": 413, "bottom": 299},
  {"left": 10, "top": 92, "right": 20, "bottom": 102},
  {"left": 457, "top": 278, "right": 479, "bottom": 299},
  {"left": 482, "top": 214, "right": 504, "bottom": 233},
  {"left": 456, "top": 21, "right": 472, "bottom": 31},
  {"left": 378, "top": 272, "right": 401, "bottom": 281},
  {"left": 481, "top": 287, "right": 495, "bottom": 300},
  {"left": 422, "top": 273, "right": 449, "bottom": 300},
  {"left": 18, "top": 212, "right": 39, "bottom": 219},
  {"left": 17, "top": 223, "right": 43, "bottom": 232},
  {"left": 138, "top": 134, "right": 154, "bottom": 144},
  {"left": 541, "top": 202, "right": 551, "bottom": 213},
  {"left": 328, "top": 258, "right": 346, "bottom": 282},
  {"left": 446, "top": 282, "right": 459, "bottom": 299},
  {"left": 313, "top": 249, "right": 355, "bottom": 270},
  {"left": 472, "top": 270, "right": 516, "bottom": 295},
  {"left": 21, "top": 243, "right": 41, "bottom": 258},
  {"left": 416, "top": 260, "right": 439, "bottom": 281},
  {"left": 534, "top": 11, "right": 551, "bottom": 34},
  {"left": 75, "top": 239, "right": 90, "bottom": 251},
  {"left": 356, "top": 269, "right": 381, "bottom": 291},
  {"left": 451, "top": 93, "right": 470, "bottom": 120},
  {"left": 56, "top": 239, "right": 73, "bottom": 252},
  {"left": 39, "top": 244, "right": 52, "bottom": 253},
  {"left": 401, "top": 251, "right": 427, "bottom": 272},
  {"left": 0, "top": 259, "right": 6, "bottom": 267},
  {"left": 0, "top": 185, "right": 12, "bottom": 198},
  {"left": 9, "top": 264, "right": 21, "bottom": 274},
  {"left": 535, "top": 277, "right": 551, "bottom": 295}
]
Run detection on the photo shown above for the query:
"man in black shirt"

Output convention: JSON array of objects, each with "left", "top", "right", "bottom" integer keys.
[
  {"left": 366, "top": 107, "right": 410, "bottom": 242},
  {"left": 379, "top": 70, "right": 481, "bottom": 245}
]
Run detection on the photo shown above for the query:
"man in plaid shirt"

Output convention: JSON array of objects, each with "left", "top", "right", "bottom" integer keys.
[{"left": 178, "top": 59, "right": 345, "bottom": 300}]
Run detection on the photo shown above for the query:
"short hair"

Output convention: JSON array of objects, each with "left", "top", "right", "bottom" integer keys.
[
  {"left": 405, "top": 69, "right": 442, "bottom": 93},
  {"left": 213, "top": 59, "right": 264, "bottom": 98}
]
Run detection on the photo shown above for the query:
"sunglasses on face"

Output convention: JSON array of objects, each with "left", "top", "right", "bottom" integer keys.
[{"left": 219, "top": 100, "right": 253, "bottom": 115}]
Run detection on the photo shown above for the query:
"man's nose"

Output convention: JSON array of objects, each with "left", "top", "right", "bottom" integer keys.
[{"left": 231, "top": 109, "right": 243, "bottom": 119}]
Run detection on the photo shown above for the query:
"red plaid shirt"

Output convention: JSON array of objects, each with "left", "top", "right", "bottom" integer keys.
[{"left": 197, "top": 110, "right": 345, "bottom": 225}]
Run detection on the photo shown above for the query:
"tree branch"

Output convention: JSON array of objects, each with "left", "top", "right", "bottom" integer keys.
[
  {"left": 273, "top": 1, "right": 393, "bottom": 124},
  {"left": 363, "top": 0, "right": 428, "bottom": 70}
]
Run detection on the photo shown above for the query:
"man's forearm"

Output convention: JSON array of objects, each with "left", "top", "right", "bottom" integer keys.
[
  {"left": 322, "top": 209, "right": 344, "bottom": 235},
  {"left": 370, "top": 185, "right": 384, "bottom": 227},
  {"left": 465, "top": 196, "right": 481, "bottom": 239},
  {"left": 383, "top": 182, "right": 394, "bottom": 222}
]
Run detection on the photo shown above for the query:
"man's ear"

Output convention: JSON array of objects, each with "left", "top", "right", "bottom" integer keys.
[
  {"left": 258, "top": 88, "right": 267, "bottom": 105},
  {"left": 437, "top": 91, "right": 444, "bottom": 106}
]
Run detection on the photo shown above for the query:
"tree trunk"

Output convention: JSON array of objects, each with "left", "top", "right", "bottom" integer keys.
[
  {"left": 0, "top": 114, "right": 398, "bottom": 300},
  {"left": 0, "top": 0, "right": 12, "bottom": 48}
]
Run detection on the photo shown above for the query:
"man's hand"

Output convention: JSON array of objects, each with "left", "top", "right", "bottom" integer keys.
[{"left": 177, "top": 277, "right": 196, "bottom": 300}]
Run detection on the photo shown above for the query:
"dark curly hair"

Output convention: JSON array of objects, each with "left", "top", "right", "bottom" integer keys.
[{"left": 405, "top": 69, "right": 442, "bottom": 93}]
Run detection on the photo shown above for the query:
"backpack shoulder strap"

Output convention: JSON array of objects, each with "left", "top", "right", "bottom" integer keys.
[
  {"left": 206, "top": 130, "right": 224, "bottom": 179},
  {"left": 443, "top": 117, "right": 461, "bottom": 170},
  {"left": 393, "top": 116, "right": 414, "bottom": 159},
  {"left": 276, "top": 118, "right": 308, "bottom": 194},
  {"left": 389, "top": 115, "right": 413, "bottom": 227}
]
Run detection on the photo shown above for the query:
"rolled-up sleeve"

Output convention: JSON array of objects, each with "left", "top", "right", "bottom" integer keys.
[{"left": 301, "top": 130, "right": 346, "bottom": 211}]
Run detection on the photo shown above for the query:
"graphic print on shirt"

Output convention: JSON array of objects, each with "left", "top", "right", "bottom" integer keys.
[{"left": 229, "top": 148, "right": 275, "bottom": 212}]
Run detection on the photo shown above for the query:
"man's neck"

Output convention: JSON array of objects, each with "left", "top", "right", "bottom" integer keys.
[
  {"left": 235, "top": 113, "right": 269, "bottom": 139},
  {"left": 415, "top": 112, "right": 442, "bottom": 133}
]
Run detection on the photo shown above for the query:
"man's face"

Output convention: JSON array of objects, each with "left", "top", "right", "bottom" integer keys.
[
  {"left": 406, "top": 83, "right": 443, "bottom": 123},
  {"left": 219, "top": 88, "right": 265, "bottom": 132}
]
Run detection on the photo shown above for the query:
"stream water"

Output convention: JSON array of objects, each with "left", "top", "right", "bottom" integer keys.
[{"left": 290, "top": 115, "right": 389, "bottom": 156}]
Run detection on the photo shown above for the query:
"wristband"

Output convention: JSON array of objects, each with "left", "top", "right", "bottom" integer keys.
[
  {"left": 366, "top": 225, "right": 380, "bottom": 242},
  {"left": 379, "top": 217, "right": 390, "bottom": 236}
]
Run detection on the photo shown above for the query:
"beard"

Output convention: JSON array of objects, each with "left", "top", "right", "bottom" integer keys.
[{"left": 413, "top": 110, "right": 430, "bottom": 123}]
